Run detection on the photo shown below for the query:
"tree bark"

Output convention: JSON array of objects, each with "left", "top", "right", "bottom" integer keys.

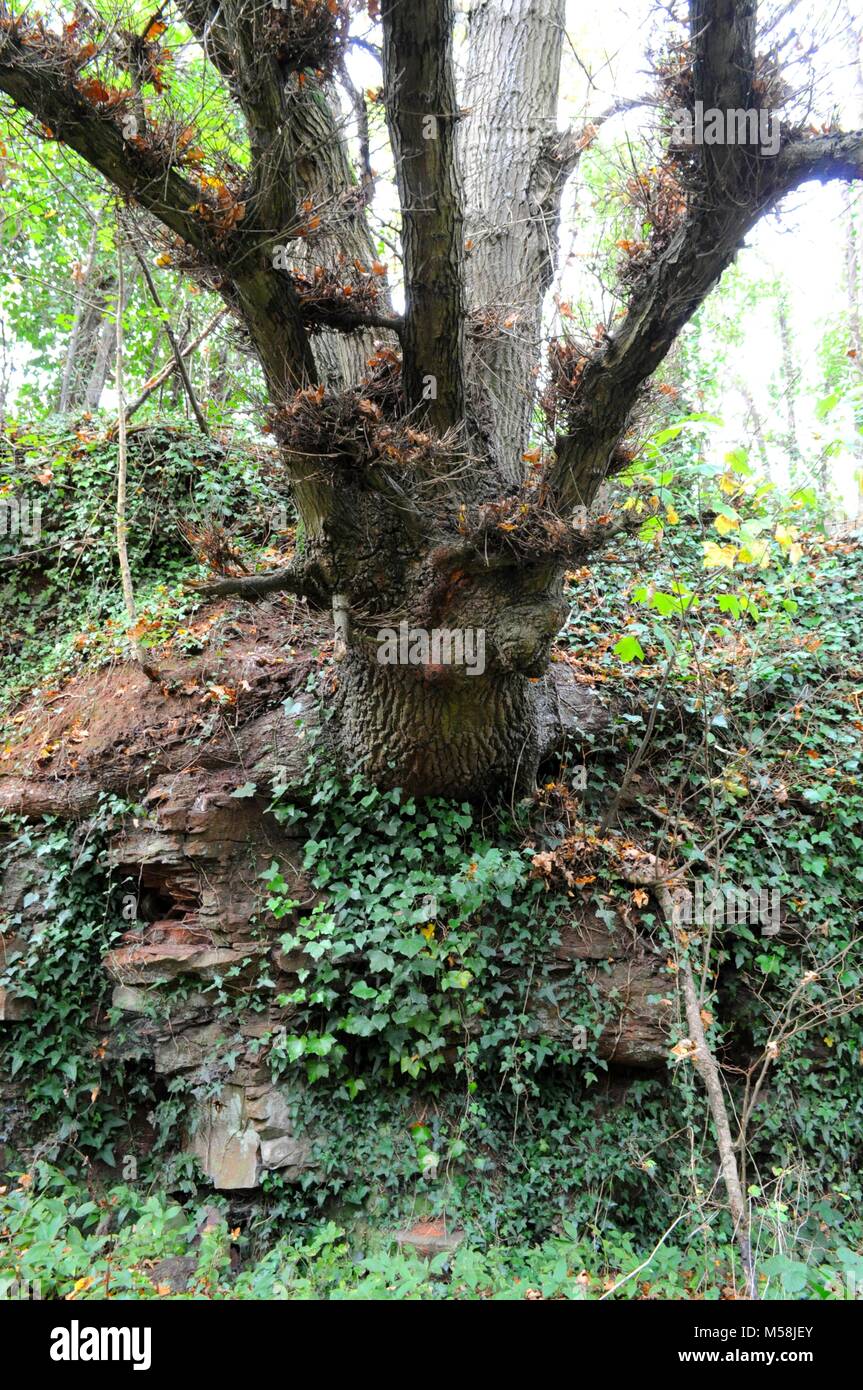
[
  {"left": 459, "top": 0, "right": 577, "bottom": 478},
  {"left": 381, "top": 0, "right": 467, "bottom": 430}
]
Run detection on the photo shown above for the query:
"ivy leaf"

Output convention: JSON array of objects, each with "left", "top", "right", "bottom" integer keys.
[{"left": 613, "top": 635, "right": 645, "bottom": 662}]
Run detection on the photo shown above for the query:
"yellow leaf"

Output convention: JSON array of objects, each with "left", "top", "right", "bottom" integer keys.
[
  {"left": 703, "top": 541, "right": 738, "bottom": 569},
  {"left": 737, "top": 538, "right": 770, "bottom": 568},
  {"left": 714, "top": 512, "right": 740, "bottom": 536},
  {"left": 665, "top": 504, "right": 679, "bottom": 524}
]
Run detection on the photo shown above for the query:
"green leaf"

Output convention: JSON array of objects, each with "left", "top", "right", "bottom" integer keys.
[{"left": 613, "top": 635, "right": 645, "bottom": 662}]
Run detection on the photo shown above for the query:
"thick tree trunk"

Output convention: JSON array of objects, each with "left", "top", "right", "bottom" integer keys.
[
  {"left": 4, "top": 0, "right": 863, "bottom": 802},
  {"left": 320, "top": 553, "right": 601, "bottom": 795},
  {"left": 331, "top": 657, "right": 544, "bottom": 796}
]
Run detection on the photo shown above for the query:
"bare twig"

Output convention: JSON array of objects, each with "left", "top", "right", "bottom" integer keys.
[
  {"left": 106, "top": 309, "right": 226, "bottom": 436},
  {"left": 124, "top": 226, "right": 209, "bottom": 435}
]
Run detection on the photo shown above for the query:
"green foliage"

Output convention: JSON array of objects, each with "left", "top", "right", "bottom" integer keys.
[
  {"left": 2, "top": 1163, "right": 859, "bottom": 1301},
  {"left": 562, "top": 426, "right": 863, "bottom": 1202},
  {"left": 262, "top": 766, "right": 606, "bottom": 1087},
  {"left": 0, "top": 798, "right": 155, "bottom": 1164},
  {"left": 0, "top": 418, "right": 292, "bottom": 716}
]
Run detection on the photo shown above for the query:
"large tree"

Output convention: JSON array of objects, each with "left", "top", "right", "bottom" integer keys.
[{"left": 1, "top": 0, "right": 861, "bottom": 796}]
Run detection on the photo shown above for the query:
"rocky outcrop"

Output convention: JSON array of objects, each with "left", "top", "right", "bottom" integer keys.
[
  {"left": 0, "top": 613, "right": 664, "bottom": 1191},
  {"left": 0, "top": 760, "right": 671, "bottom": 1185},
  {"left": 0, "top": 986, "right": 33, "bottom": 1021},
  {"left": 395, "top": 1219, "right": 464, "bottom": 1259},
  {"left": 530, "top": 917, "right": 670, "bottom": 1067},
  {"left": 0, "top": 933, "right": 32, "bottom": 1018},
  {"left": 0, "top": 602, "right": 322, "bottom": 820}
]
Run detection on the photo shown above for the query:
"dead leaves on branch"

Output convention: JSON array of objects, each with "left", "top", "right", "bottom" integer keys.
[
  {"left": 1, "top": 10, "right": 251, "bottom": 250},
  {"left": 187, "top": 171, "right": 247, "bottom": 239},
  {"left": 270, "top": 372, "right": 450, "bottom": 476},
  {"left": 265, "top": 0, "right": 349, "bottom": 77},
  {"left": 288, "top": 254, "right": 389, "bottom": 330},
  {"left": 617, "top": 165, "right": 687, "bottom": 287},
  {"left": 178, "top": 519, "right": 249, "bottom": 579},
  {"left": 5, "top": 7, "right": 172, "bottom": 110}
]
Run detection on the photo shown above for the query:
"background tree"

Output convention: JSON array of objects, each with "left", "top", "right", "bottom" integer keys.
[{"left": 1, "top": 0, "right": 862, "bottom": 796}]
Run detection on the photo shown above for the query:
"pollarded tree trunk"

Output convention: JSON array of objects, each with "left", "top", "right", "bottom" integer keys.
[
  {"left": 2, "top": 0, "right": 863, "bottom": 796},
  {"left": 329, "top": 562, "right": 571, "bottom": 797}
]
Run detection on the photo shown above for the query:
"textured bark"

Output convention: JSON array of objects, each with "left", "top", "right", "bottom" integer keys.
[
  {"left": 381, "top": 0, "right": 466, "bottom": 428},
  {"left": 459, "top": 0, "right": 575, "bottom": 477},
  {"left": 332, "top": 656, "right": 542, "bottom": 797},
  {"left": 277, "top": 79, "right": 396, "bottom": 389},
  {"left": 690, "top": 0, "right": 757, "bottom": 191},
  {"left": 330, "top": 655, "right": 607, "bottom": 796}
]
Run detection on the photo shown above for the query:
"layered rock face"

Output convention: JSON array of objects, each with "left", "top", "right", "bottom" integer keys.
[
  {"left": 92, "top": 779, "right": 315, "bottom": 1190},
  {"left": 1, "top": 769, "right": 669, "bottom": 1188},
  {"left": 0, "top": 608, "right": 669, "bottom": 1190}
]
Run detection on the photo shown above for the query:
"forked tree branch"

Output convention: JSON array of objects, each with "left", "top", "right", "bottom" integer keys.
[
  {"left": 178, "top": 0, "right": 396, "bottom": 391},
  {"left": 546, "top": 0, "right": 863, "bottom": 514},
  {"left": 0, "top": 15, "right": 211, "bottom": 252}
]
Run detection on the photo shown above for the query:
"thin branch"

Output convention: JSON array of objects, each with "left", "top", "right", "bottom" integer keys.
[
  {"left": 184, "top": 556, "right": 330, "bottom": 605},
  {"left": 620, "top": 851, "right": 757, "bottom": 1299},
  {"left": 125, "top": 226, "right": 209, "bottom": 435},
  {"left": 106, "top": 309, "right": 226, "bottom": 435}
]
